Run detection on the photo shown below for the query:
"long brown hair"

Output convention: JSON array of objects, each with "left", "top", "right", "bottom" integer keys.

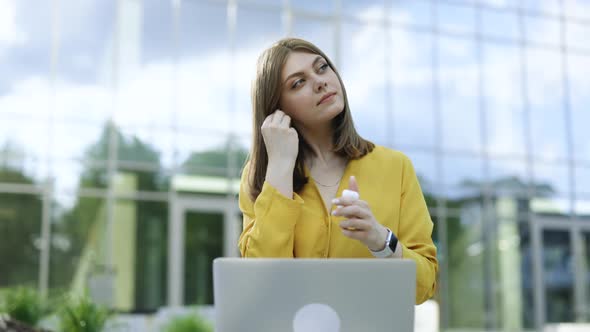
[{"left": 247, "top": 37, "right": 374, "bottom": 201}]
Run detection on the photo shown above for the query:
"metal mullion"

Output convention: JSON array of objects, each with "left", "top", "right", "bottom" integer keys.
[
  {"left": 558, "top": 0, "right": 581, "bottom": 320},
  {"left": 104, "top": 0, "right": 121, "bottom": 271},
  {"left": 167, "top": 0, "right": 182, "bottom": 306},
  {"left": 0, "top": 183, "right": 45, "bottom": 195},
  {"left": 474, "top": 1, "right": 498, "bottom": 327},
  {"left": 430, "top": 0, "right": 450, "bottom": 329},
  {"left": 571, "top": 226, "right": 587, "bottom": 321},
  {"left": 531, "top": 217, "right": 545, "bottom": 329}
]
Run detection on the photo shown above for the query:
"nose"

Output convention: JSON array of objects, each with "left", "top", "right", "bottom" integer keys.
[{"left": 314, "top": 80, "right": 328, "bottom": 93}]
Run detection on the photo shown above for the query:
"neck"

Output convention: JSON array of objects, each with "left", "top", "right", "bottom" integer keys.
[{"left": 296, "top": 122, "right": 341, "bottom": 168}]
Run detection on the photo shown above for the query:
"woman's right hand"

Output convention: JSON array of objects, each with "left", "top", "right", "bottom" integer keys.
[{"left": 261, "top": 110, "right": 299, "bottom": 168}]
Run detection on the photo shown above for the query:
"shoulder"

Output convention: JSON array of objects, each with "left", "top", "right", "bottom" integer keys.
[{"left": 361, "top": 144, "right": 412, "bottom": 167}]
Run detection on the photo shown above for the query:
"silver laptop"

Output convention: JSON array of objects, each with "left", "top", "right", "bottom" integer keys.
[{"left": 213, "top": 258, "right": 416, "bottom": 332}]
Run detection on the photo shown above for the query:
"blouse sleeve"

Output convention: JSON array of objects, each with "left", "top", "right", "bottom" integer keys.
[
  {"left": 397, "top": 154, "right": 439, "bottom": 304},
  {"left": 238, "top": 163, "right": 304, "bottom": 257}
]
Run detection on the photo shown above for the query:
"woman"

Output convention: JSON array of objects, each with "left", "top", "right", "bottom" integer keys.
[{"left": 238, "top": 37, "right": 437, "bottom": 304}]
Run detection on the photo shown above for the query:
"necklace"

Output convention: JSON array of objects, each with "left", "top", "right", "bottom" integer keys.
[{"left": 312, "top": 176, "right": 341, "bottom": 187}]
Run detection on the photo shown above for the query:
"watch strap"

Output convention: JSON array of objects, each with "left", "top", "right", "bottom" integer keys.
[{"left": 370, "top": 228, "right": 394, "bottom": 258}]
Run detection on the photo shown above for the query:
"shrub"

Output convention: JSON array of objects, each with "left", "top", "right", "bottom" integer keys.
[
  {"left": 162, "top": 312, "right": 213, "bottom": 332},
  {"left": 58, "top": 295, "right": 110, "bottom": 332},
  {"left": 0, "top": 286, "right": 44, "bottom": 326}
]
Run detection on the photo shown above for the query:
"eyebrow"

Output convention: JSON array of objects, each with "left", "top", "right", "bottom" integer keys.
[{"left": 282, "top": 55, "right": 324, "bottom": 86}]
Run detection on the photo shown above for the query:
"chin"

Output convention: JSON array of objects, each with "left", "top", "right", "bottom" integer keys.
[{"left": 328, "top": 102, "right": 345, "bottom": 118}]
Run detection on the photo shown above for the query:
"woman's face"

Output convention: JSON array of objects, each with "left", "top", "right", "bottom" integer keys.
[{"left": 278, "top": 51, "right": 344, "bottom": 127}]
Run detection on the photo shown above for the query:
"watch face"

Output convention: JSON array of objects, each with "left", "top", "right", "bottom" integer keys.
[{"left": 388, "top": 234, "right": 398, "bottom": 253}]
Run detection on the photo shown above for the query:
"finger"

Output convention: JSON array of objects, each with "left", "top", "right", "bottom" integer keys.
[
  {"left": 288, "top": 127, "right": 298, "bottom": 137},
  {"left": 332, "top": 196, "right": 368, "bottom": 208},
  {"left": 332, "top": 196, "right": 355, "bottom": 206},
  {"left": 341, "top": 228, "right": 359, "bottom": 239},
  {"left": 271, "top": 110, "right": 284, "bottom": 125},
  {"left": 339, "top": 218, "right": 371, "bottom": 231},
  {"left": 261, "top": 114, "right": 273, "bottom": 128},
  {"left": 340, "top": 228, "right": 369, "bottom": 242},
  {"left": 279, "top": 113, "right": 291, "bottom": 128},
  {"left": 332, "top": 204, "right": 371, "bottom": 219},
  {"left": 348, "top": 175, "right": 359, "bottom": 194}
]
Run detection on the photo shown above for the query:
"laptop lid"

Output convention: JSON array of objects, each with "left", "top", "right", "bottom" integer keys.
[{"left": 213, "top": 258, "right": 416, "bottom": 332}]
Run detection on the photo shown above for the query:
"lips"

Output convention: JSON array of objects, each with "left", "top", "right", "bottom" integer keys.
[{"left": 317, "top": 92, "right": 336, "bottom": 105}]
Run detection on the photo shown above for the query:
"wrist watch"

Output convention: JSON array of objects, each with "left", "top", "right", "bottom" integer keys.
[{"left": 370, "top": 228, "right": 398, "bottom": 258}]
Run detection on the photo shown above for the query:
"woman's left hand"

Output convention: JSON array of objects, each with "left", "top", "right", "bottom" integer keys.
[{"left": 331, "top": 176, "right": 389, "bottom": 251}]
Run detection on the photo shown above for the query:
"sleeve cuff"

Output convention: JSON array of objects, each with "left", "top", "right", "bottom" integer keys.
[
  {"left": 254, "top": 181, "right": 304, "bottom": 228},
  {"left": 400, "top": 243, "right": 436, "bottom": 304}
]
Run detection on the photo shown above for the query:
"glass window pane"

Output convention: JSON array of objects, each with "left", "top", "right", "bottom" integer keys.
[
  {"left": 235, "top": 7, "right": 283, "bottom": 138},
  {"left": 482, "top": 43, "right": 525, "bottom": 157},
  {"left": 481, "top": 7, "right": 519, "bottom": 41},
  {"left": 117, "top": 126, "right": 174, "bottom": 172},
  {"left": 568, "top": 53, "right": 590, "bottom": 163},
  {"left": 564, "top": 1, "right": 590, "bottom": 19},
  {"left": 391, "top": 30, "right": 435, "bottom": 149},
  {"left": 50, "top": 196, "right": 105, "bottom": 293},
  {"left": 343, "top": 0, "right": 386, "bottom": 21},
  {"left": 0, "top": 118, "right": 47, "bottom": 181},
  {"left": 542, "top": 229, "right": 575, "bottom": 323},
  {"left": 575, "top": 199, "right": 590, "bottom": 217},
  {"left": 534, "top": 163, "right": 570, "bottom": 196},
  {"left": 0, "top": 193, "right": 42, "bottom": 288},
  {"left": 114, "top": 168, "right": 170, "bottom": 193},
  {"left": 437, "top": 2, "right": 476, "bottom": 36},
  {"left": 227, "top": 142, "right": 249, "bottom": 179},
  {"left": 53, "top": 121, "right": 104, "bottom": 162},
  {"left": 446, "top": 210, "right": 487, "bottom": 328},
  {"left": 521, "top": 0, "right": 561, "bottom": 15},
  {"left": 177, "top": 1, "right": 230, "bottom": 134},
  {"left": 291, "top": 0, "right": 335, "bottom": 14},
  {"left": 117, "top": 0, "right": 174, "bottom": 129},
  {"left": 341, "top": 22, "right": 387, "bottom": 144},
  {"left": 123, "top": 200, "right": 168, "bottom": 310},
  {"left": 176, "top": 132, "right": 232, "bottom": 177},
  {"left": 391, "top": 0, "right": 432, "bottom": 28},
  {"left": 184, "top": 210, "right": 223, "bottom": 305},
  {"left": 518, "top": 219, "right": 534, "bottom": 328},
  {"left": 1, "top": 0, "right": 52, "bottom": 118},
  {"left": 583, "top": 231, "right": 590, "bottom": 321},
  {"left": 477, "top": 0, "right": 514, "bottom": 10},
  {"left": 575, "top": 165, "right": 590, "bottom": 197},
  {"left": 489, "top": 159, "right": 528, "bottom": 196},
  {"left": 291, "top": 17, "right": 335, "bottom": 58},
  {"left": 439, "top": 36, "right": 481, "bottom": 153},
  {"left": 526, "top": 48, "right": 567, "bottom": 161},
  {"left": 54, "top": 160, "right": 109, "bottom": 192},
  {"left": 55, "top": 1, "right": 116, "bottom": 124},
  {"left": 235, "top": 133, "right": 252, "bottom": 159},
  {"left": 240, "top": 0, "right": 282, "bottom": 9},
  {"left": 496, "top": 213, "right": 525, "bottom": 329},
  {"left": 443, "top": 155, "right": 484, "bottom": 198},
  {"left": 404, "top": 150, "right": 437, "bottom": 196},
  {"left": 524, "top": 15, "right": 560, "bottom": 47},
  {"left": 566, "top": 21, "right": 590, "bottom": 52}
]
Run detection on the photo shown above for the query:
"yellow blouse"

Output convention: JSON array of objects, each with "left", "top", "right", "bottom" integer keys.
[{"left": 238, "top": 145, "right": 438, "bottom": 304}]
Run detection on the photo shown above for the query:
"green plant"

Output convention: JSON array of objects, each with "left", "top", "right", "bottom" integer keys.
[
  {"left": 58, "top": 295, "right": 110, "bottom": 332},
  {"left": 0, "top": 286, "right": 44, "bottom": 326},
  {"left": 162, "top": 312, "right": 213, "bottom": 332}
]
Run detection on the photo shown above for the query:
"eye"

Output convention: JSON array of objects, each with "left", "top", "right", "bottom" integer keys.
[
  {"left": 292, "top": 79, "right": 304, "bottom": 89},
  {"left": 318, "top": 63, "right": 329, "bottom": 72}
]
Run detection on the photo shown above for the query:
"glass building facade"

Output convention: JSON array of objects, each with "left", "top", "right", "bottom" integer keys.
[{"left": 1, "top": 0, "right": 589, "bottom": 330}]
